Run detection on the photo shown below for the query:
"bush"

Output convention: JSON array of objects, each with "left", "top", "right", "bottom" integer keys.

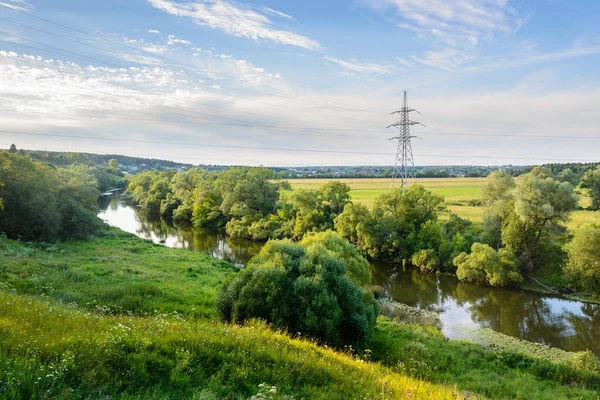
[
  {"left": 411, "top": 249, "right": 440, "bottom": 274},
  {"left": 454, "top": 243, "right": 523, "bottom": 287},
  {"left": 300, "top": 230, "right": 372, "bottom": 285},
  {"left": 216, "top": 239, "right": 378, "bottom": 348}
]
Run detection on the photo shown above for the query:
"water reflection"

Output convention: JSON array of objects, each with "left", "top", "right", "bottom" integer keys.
[
  {"left": 98, "top": 192, "right": 261, "bottom": 265},
  {"left": 372, "top": 262, "right": 600, "bottom": 355},
  {"left": 98, "top": 192, "right": 600, "bottom": 356}
]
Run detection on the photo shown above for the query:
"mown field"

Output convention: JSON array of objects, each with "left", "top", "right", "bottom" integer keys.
[
  {"left": 2, "top": 228, "right": 600, "bottom": 399},
  {"left": 288, "top": 178, "right": 600, "bottom": 231}
]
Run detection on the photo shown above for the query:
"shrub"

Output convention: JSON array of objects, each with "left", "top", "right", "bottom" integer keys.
[
  {"left": 300, "top": 230, "right": 372, "bottom": 285},
  {"left": 454, "top": 243, "right": 523, "bottom": 287},
  {"left": 411, "top": 249, "right": 440, "bottom": 274},
  {"left": 216, "top": 239, "right": 378, "bottom": 348}
]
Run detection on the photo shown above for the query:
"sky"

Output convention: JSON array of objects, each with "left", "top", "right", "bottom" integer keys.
[{"left": 0, "top": 0, "right": 599, "bottom": 166}]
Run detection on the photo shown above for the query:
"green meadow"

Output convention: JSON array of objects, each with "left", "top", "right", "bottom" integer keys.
[{"left": 1, "top": 228, "right": 599, "bottom": 399}]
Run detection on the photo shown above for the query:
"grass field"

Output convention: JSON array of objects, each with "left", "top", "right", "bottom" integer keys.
[
  {"left": 288, "top": 178, "right": 600, "bottom": 230},
  {"left": 2, "top": 229, "right": 599, "bottom": 399}
]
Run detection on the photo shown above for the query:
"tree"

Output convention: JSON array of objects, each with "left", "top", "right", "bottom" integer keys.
[
  {"left": 582, "top": 166, "right": 600, "bottom": 211},
  {"left": 335, "top": 185, "right": 445, "bottom": 263},
  {"left": 564, "top": 226, "right": 600, "bottom": 292},
  {"left": 8, "top": 144, "right": 17, "bottom": 153},
  {"left": 0, "top": 151, "right": 101, "bottom": 241},
  {"left": 502, "top": 173, "right": 577, "bottom": 267},
  {"left": 454, "top": 243, "right": 522, "bottom": 287},
  {"left": 216, "top": 239, "right": 378, "bottom": 348},
  {"left": 557, "top": 168, "right": 580, "bottom": 186},
  {"left": 481, "top": 170, "right": 515, "bottom": 249}
]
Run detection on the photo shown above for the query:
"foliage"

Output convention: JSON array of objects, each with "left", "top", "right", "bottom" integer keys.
[
  {"left": 411, "top": 249, "right": 440, "bottom": 274},
  {"left": 503, "top": 173, "right": 577, "bottom": 269},
  {"left": 564, "top": 226, "right": 600, "bottom": 292},
  {"left": 582, "top": 165, "right": 600, "bottom": 210},
  {"left": 299, "top": 230, "right": 372, "bottom": 286},
  {"left": 481, "top": 170, "right": 516, "bottom": 249},
  {"left": 454, "top": 243, "right": 522, "bottom": 287},
  {"left": 0, "top": 151, "right": 102, "bottom": 241},
  {"left": 335, "top": 185, "right": 446, "bottom": 265},
  {"left": 216, "top": 239, "right": 378, "bottom": 348}
]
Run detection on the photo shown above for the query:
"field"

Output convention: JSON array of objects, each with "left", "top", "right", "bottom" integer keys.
[
  {"left": 1, "top": 228, "right": 599, "bottom": 399},
  {"left": 288, "top": 178, "right": 600, "bottom": 230}
]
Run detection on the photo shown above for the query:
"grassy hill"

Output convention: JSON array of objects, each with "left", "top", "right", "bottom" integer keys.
[{"left": 1, "top": 228, "right": 599, "bottom": 399}]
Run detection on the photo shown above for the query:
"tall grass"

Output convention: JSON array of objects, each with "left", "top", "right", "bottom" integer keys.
[{"left": 0, "top": 291, "right": 465, "bottom": 399}]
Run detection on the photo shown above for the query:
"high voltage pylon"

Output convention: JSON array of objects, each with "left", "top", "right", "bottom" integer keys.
[{"left": 387, "top": 91, "right": 424, "bottom": 189}]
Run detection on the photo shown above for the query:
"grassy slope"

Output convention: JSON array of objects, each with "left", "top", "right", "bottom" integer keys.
[
  {"left": 1, "top": 229, "right": 599, "bottom": 399},
  {"left": 0, "top": 228, "right": 235, "bottom": 318},
  {"left": 371, "top": 319, "right": 600, "bottom": 400},
  {"left": 0, "top": 291, "right": 463, "bottom": 400}
]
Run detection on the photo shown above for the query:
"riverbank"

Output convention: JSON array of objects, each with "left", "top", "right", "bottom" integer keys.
[{"left": 1, "top": 226, "right": 600, "bottom": 398}]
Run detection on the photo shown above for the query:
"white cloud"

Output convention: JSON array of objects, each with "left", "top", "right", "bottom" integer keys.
[
  {"left": 324, "top": 56, "right": 394, "bottom": 75},
  {"left": 148, "top": 29, "right": 161, "bottom": 34},
  {"left": 462, "top": 43, "right": 600, "bottom": 74},
  {"left": 261, "top": 6, "right": 295, "bottom": 21},
  {"left": 167, "top": 35, "right": 191, "bottom": 45},
  {"left": 146, "top": 0, "right": 321, "bottom": 50},
  {"left": 142, "top": 44, "right": 169, "bottom": 54},
  {"left": 362, "top": 0, "right": 529, "bottom": 69},
  {"left": 0, "top": 0, "right": 32, "bottom": 12}
]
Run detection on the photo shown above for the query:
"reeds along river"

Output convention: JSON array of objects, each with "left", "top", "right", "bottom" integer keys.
[{"left": 99, "top": 192, "right": 600, "bottom": 357}]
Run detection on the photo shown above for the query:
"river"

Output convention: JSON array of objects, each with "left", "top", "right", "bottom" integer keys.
[{"left": 98, "top": 192, "right": 600, "bottom": 356}]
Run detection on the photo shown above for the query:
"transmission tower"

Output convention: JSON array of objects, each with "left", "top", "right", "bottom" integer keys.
[{"left": 387, "top": 91, "right": 424, "bottom": 189}]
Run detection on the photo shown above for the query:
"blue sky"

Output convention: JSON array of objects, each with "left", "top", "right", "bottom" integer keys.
[{"left": 0, "top": 0, "right": 599, "bottom": 166}]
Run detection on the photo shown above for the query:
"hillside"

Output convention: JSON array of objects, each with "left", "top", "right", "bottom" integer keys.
[{"left": 1, "top": 228, "right": 599, "bottom": 399}]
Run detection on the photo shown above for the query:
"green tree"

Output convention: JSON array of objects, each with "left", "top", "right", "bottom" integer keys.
[
  {"left": 8, "top": 144, "right": 17, "bottom": 153},
  {"left": 481, "top": 170, "right": 515, "bottom": 249},
  {"left": 454, "top": 243, "right": 522, "bottom": 287},
  {"left": 335, "top": 185, "right": 445, "bottom": 263},
  {"left": 0, "top": 152, "right": 101, "bottom": 241},
  {"left": 502, "top": 173, "right": 577, "bottom": 268},
  {"left": 556, "top": 168, "right": 580, "bottom": 186},
  {"left": 581, "top": 166, "right": 600, "bottom": 211},
  {"left": 216, "top": 239, "right": 378, "bottom": 348},
  {"left": 564, "top": 226, "right": 600, "bottom": 292}
]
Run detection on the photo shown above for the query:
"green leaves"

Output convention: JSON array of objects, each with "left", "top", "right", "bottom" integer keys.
[
  {"left": 217, "top": 236, "right": 377, "bottom": 348},
  {"left": 565, "top": 226, "right": 600, "bottom": 292},
  {"left": 454, "top": 243, "right": 522, "bottom": 287}
]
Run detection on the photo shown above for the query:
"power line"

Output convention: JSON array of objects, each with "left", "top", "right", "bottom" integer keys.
[
  {"left": 0, "top": 4, "right": 389, "bottom": 117},
  {"left": 1, "top": 129, "right": 597, "bottom": 163},
  {"left": 0, "top": 27, "right": 382, "bottom": 127}
]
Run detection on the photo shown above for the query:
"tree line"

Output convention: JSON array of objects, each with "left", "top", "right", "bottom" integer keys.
[
  {"left": 125, "top": 164, "right": 600, "bottom": 294},
  {"left": 0, "top": 151, "right": 124, "bottom": 241}
]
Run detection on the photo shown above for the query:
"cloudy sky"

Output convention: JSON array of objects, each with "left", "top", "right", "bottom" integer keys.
[{"left": 0, "top": 0, "right": 599, "bottom": 166}]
